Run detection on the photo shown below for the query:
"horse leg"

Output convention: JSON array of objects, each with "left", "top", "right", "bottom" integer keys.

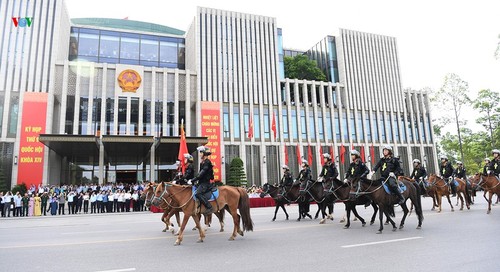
[
  {"left": 458, "top": 192, "right": 464, "bottom": 211},
  {"left": 281, "top": 204, "right": 289, "bottom": 220},
  {"left": 272, "top": 205, "right": 280, "bottom": 221},
  {"left": 343, "top": 205, "right": 351, "bottom": 229},
  {"left": 351, "top": 205, "right": 366, "bottom": 227},
  {"left": 174, "top": 213, "right": 192, "bottom": 246},
  {"left": 399, "top": 203, "right": 409, "bottom": 229},
  {"left": 191, "top": 214, "right": 205, "bottom": 243},
  {"left": 214, "top": 211, "right": 225, "bottom": 232},
  {"left": 229, "top": 209, "right": 240, "bottom": 240},
  {"left": 327, "top": 202, "right": 334, "bottom": 220},
  {"left": 377, "top": 205, "right": 385, "bottom": 234},
  {"left": 445, "top": 194, "right": 454, "bottom": 212},
  {"left": 370, "top": 203, "right": 378, "bottom": 225},
  {"left": 437, "top": 194, "right": 442, "bottom": 213},
  {"left": 314, "top": 202, "right": 322, "bottom": 220},
  {"left": 487, "top": 191, "right": 493, "bottom": 214}
]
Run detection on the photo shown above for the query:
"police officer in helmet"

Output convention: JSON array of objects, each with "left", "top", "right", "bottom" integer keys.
[
  {"left": 370, "top": 145, "right": 405, "bottom": 205},
  {"left": 181, "top": 154, "right": 195, "bottom": 185},
  {"left": 279, "top": 165, "right": 293, "bottom": 188},
  {"left": 344, "top": 150, "right": 369, "bottom": 183},
  {"left": 410, "top": 159, "right": 427, "bottom": 191},
  {"left": 439, "top": 155, "right": 456, "bottom": 196},
  {"left": 488, "top": 149, "right": 500, "bottom": 178},
  {"left": 318, "top": 153, "right": 339, "bottom": 185},
  {"left": 189, "top": 146, "right": 214, "bottom": 214},
  {"left": 483, "top": 158, "right": 491, "bottom": 175}
]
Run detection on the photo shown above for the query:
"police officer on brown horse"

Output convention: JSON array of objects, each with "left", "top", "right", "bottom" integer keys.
[
  {"left": 410, "top": 159, "right": 427, "bottom": 192},
  {"left": 439, "top": 155, "right": 456, "bottom": 196},
  {"left": 188, "top": 146, "right": 214, "bottom": 214},
  {"left": 370, "top": 145, "right": 405, "bottom": 205},
  {"left": 488, "top": 149, "right": 500, "bottom": 179},
  {"left": 318, "top": 153, "right": 339, "bottom": 185}
]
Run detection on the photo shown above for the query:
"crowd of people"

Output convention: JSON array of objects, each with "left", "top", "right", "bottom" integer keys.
[{"left": 0, "top": 183, "right": 148, "bottom": 218}]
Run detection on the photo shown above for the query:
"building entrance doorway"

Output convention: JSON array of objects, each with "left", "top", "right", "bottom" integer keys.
[{"left": 116, "top": 171, "right": 137, "bottom": 184}]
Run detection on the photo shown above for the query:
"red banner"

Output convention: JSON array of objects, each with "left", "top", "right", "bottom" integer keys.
[
  {"left": 201, "top": 102, "right": 222, "bottom": 182},
  {"left": 17, "top": 92, "right": 48, "bottom": 188}
]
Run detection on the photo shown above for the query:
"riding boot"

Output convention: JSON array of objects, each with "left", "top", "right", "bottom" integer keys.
[
  {"left": 199, "top": 196, "right": 213, "bottom": 214},
  {"left": 391, "top": 186, "right": 405, "bottom": 205},
  {"left": 451, "top": 184, "right": 456, "bottom": 197}
]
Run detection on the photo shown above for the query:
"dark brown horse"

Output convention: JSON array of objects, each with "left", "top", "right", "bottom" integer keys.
[
  {"left": 351, "top": 176, "right": 423, "bottom": 233},
  {"left": 259, "top": 183, "right": 290, "bottom": 221},
  {"left": 398, "top": 176, "right": 439, "bottom": 212},
  {"left": 470, "top": 173, "right": 500, "bottom": 214},
  {"left": 153, "top": 182, "right": 253, "bottom": 245},
  {"left": 321, "top": 177, "right": 379, "bottom": 228},
  {"left": 427, "top": 174, "right": 470, "bottom": 212}
]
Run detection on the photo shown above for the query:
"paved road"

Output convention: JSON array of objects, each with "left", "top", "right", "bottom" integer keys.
[{"left": 1, "top": 195, "right": 498, "bottom": 272}]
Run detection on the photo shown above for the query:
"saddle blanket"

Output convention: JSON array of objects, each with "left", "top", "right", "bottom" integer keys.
[
  {"left": 451, "top": 180, "right": 459, "bottom": 187},
  {"left": 383, "top": 182, "right": 407, "bottom": 195},
  {"left": 192, "top": 186, "right": 219, "bottom": 201}
]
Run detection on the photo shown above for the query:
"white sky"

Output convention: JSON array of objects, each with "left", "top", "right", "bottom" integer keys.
[{"left": 66, "top": 0, "right": 500, "bottom": 132}]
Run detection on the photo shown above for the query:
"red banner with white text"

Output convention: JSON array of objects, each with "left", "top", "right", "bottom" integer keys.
[
  {"left": 200, "top": 102, "right": 222, "bottom": 182},
  {"left": 17, "top": 92, "right": 48, "bottom": 188}
]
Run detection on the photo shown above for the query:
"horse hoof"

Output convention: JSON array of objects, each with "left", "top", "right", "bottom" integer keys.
[
  {"left": 314, "top": 216, "right": 319, "bottom": 220},
  {"left": 192, "top": 227, "right": 197, "bottom": 231},
  {"left": 220, "top": 229, "right": 224, "bottom": 232},
  {"left": 384, "top": 222, "right": 389, "bottom": 225},
  {"left": 162, "top": 230, "right": 166, "bottom": 232},
  {"left": 319, "top": 219, "right": 326, "bottom": 224},
  {"left": 399, "top": 225, "right": 404, "bottom": 229},
  {"left": 377, "top": 230, "right": 382, "bottom": 234},
  {"left": 174, "top": 241, "right": 181, "bottom": 246},
  {"left": 353, "top": 218, "right": 358, "bottom": 222},
  {"left": 392, "top": 227, "right": 397, "bottom": 232},
  {"left": 370, "top": 221, "right": 375, "bottom": 226},
  {"left": 197, "top": 239, "right": 204, "bottom": 243},
  {"left": 451, "top": 209, "right": 454, "bottom": 212},
  {"left": 228, "top": 237, "right": 235, "bottom": 241},
  {"left": 343, "top": 225, "right": 350, "bottom": 229},
  {"left": 467, "top": 207, "right": 470, "bottom": 210},
  {"left": 174, "top": 232, "right": 180, "bottom": 236},
  {"left": 362, "top": 222, "right": 366, "bottom": 227},
  {"left": 487, "top": 210, "right": 491, "bottom": 214},
  {"left": 416, "top": 226, "right": 422, "bottom": 229},
  {"left": 286, "top": 217, "right": 289, "bottom": 220},
  {"left": 460, "top": 208, "right": 463, "bottom": 211},
  {"left": 272, "top": 219, "right": 276, "bottom": 222},
  {"left": 339, "top": 219, "right": 346, "bottom": 223},
  {"left": 238, "top": 230, "right": 244, "bottom": 236}
]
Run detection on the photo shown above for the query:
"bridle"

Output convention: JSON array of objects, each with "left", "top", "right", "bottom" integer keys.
[{"left": 153, "top": 182, "right": 194, "bottom": 209}]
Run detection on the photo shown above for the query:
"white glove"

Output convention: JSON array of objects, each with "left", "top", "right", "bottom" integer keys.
[
  {"left": 487, "top": 170, "right": 492, "bottom": 175},
  {"left": 317, "top": 177, "right": 324, "bottom": 182},
  {"left": 343, "top": 179, "right": 348, "bottom": 184},
  {"left": 172, "top": 180, "right": 177, "bottom": 184},
  {"left": 187, "top": 180, "right": 192, "bottom": 185},
  {"left": 389, "top": 172, "right": 396, "bottom": 178},
  {"left": 367, "top": 171, "right": 375, "bottom": 179}
]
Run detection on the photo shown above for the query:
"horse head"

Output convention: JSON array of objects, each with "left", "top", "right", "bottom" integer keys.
[
  {"left": 141, "top": 182, "right": 156, "bottom": 208},
  {"left": 260, "top": 183, "right": 271, "bottom": 198},
  {"left": 152, "top": 181, "right": 169, "bottom": 207}
]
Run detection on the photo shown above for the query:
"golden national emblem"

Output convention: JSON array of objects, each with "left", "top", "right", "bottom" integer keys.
[{"left": 117, "top": 69, "right": 142, "bottom": 93}]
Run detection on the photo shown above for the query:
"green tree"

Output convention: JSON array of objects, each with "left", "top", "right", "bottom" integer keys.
[
  {"left": 226, "top": 157, "right": 247, "bottom": 187},
  {"left": 11, "top": 182, "right": 28, "bottom": 196},
  {"left": 284, "top": 55, "right": 327, "bottom": 81},
  {"left": 471, "top": 89, "right": 500, "bottom": 147},
  {"left": 433, "top": 73, "right": 470, "bottom": 161}
]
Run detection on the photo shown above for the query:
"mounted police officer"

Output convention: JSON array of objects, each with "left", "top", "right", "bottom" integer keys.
[
  {"left": 410, "top": 159, "right": 427, "bottom": 193},
  {"left": 344, "top": 150, "right": 369, "bottom": 183},
  {"left": 318, "top": 153, "right": 339, "bottom": 185},
  {"left": 370, "top": 145, "right": 405, "bottom": 205},
  {"left": 488, "top": 149, "right": 500, "bottom": 178},
  {"left": 297, "top": 159, "right": 312, "bottom": 195},
  {"left": 172, "top": 160, "right": 183, "bottom": 183},
  {"left": 453, "top": 161, "right": 467, "bottom": 180},
  {"left": 279, "top": 165, "right": 293, "bottom": 188},
  {"left": 188, "top": 146, "right": 214, "bottom": 214},
  {"left": 439, "top": 155, "right": 456, "bottom": 196},
  {"left": 180, "top": 154, "right": 195, "bottom": 185},
  {"left": 483, "top": 158, "right": 491, "bottom": 175}
]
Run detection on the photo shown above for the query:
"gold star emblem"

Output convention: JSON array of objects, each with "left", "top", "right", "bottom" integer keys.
[{"left": 382, "top": 163, "right": 387, "bottom": 171}]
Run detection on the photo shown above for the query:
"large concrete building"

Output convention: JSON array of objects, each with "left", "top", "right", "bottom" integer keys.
[{"left": 0, "top": 1, "right": 437, "bottom": 188}]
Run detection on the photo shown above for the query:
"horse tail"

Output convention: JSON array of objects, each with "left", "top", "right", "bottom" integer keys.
[
  {"left": 414, "top": 182, "right": 424, "bottom": 223},
  {"left": 237, "top": 187, "right": 254, "bottom": 232}
]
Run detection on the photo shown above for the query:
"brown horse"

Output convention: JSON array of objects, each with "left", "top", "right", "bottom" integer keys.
[
  {"left": 398, "top": 176, "right": 439, "bottom": 212},
  {"left": 153, "top": 182, "right": 253, "bottom": 245},
  {"left": 427, "top": 175, "right": 470, "bottom": 212},
  {"left": 470, "top": 173, "right": 500, "bottom": 214},
  {"left": 351, "top": 176, "right": 423, "bottom": 234},
  {"left": 143, "top": 182, "right": 225, "bottom": 234}
]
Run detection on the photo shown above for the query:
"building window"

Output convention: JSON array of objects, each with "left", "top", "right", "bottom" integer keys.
[
  {"left": 386, "top": 112, "right": 393, "bottom": 142},
  {"left": 309, "top": 114, "right": 316, "bottom": 140},
  {"left": 244, "top": 107, "right": 249, "bottom": 138},
  {"left": 120, "top": 33, "right": 140, "bottom": 63},
  {"left": 300, "top": 109, "right": 307, "bottom": 139},
  {"left": 143, "top": 99, "right": 151, "bottom": 136},
  {"left": 420, "top": 115, "right": 426, "bottom": 142},
  {"left": 223, "top": 106, "right": 230, "bottom": 139},
  {"left": 357, "top": 112, "right": 364, "bottom": 142},
  {"left": 7, "top": 94, "right": 19, "bottom": 138},
  {"left": 78, "top": 97, "right": 89, "bottom": 135},
  {"left": 341, "top": 110, "right": 348, "bottom": 141},
  {"left": 365, "top": 114, "right": 371, "bottom": 142},
  {"left": 400, "top": 113, "right": 406, "bottom": 143},
  {"left": 263, "top": 108, "right": 270, "bottom": 140},
  {"left": 318, "top": 112, "right": 324, "bottom": 141},
  {"left": 407, "top": 115, "right": 413, "bottom": 143},
  {"left": 393, "top": 113, "right": 400, "bottom": 143},
  {"left": 118, "top": 97, "right": 127, "bottom": 135},
  {"left": 78, "top": 29, "right": 99, "bottom": 58},
  {"left": 155, "top": 101, "right": 163, "bottom": 136},
  {"left": 334, "top": 111, "right": 341, "bottom": 141},
  {"left": 325, "top": 114, "right": 332, "bottom": 141},
  {"left": 65, "top": 96, "right": 75, "bottom": 135},
  {"left": 379, "top": 112, "right": 386, "bottom": 142},
  {"left": 254, "top": 107, "right": 260, "bottom": 139},
  {"left": 233, "top": 107, "right": 240, "bottom": 139},
  {"left": 105, "top": 98, "right": 114, "bottom": 135},
  {"left": 291, "top": 109, "right": 298, "bottom": 140},
  {"left": 140, "top": 35, "right": 159, "bottom": 63},
  {"left": 372, "top": 111, "right": 378, "bottom": 142},
  {"left": 282, "top": 109, "right": 289, "bottom": 140},
  {"left": 167, "top": 102, "right": 174, "bottom": 136},
  {"left": 99, "top": 31, "right": 119, "bottom": 62},
  {"left": 130, "top": 98, "right": 139, "bottom": 135}
]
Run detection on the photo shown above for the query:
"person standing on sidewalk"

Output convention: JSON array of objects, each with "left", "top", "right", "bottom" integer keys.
[{"left": 58, "top": 193, "right": 66, "bottom": 215}]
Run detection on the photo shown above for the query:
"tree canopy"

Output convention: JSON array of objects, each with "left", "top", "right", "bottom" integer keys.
[{"left": 284, "top": 55, "right": 327, "bottom": 81}]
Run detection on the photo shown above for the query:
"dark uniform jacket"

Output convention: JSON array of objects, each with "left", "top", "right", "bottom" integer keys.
[
  {"left": 483, "top": 164, "right": 490, "bottom": 175},
  {"left": 453, "top": 167, "right": 467, "bottom": 179},
  {"left": 410, "top": 166, "right": 427, "bottom": 180},
  {"left": 280, "top": 171, "right": 293, "bottom": 186},
  {"left": 345, "top": 160, "right": 369, "bottom": 179},
  {"left": 182, "top": 163, "right": 195, "bottom": 181},
  {"left": 489, "top": 158, "right": 500, "bottom": 176},
  {"left": 373, "top": 156, "right": 403, "bottom": 179},
  {"left": 192, "top": 158, "right": 214, "bottom": 185},
  {"left": 439, "top": 162, "right": 454, "bottom": 179},
  {"left": 297, "top": 167, "right": 312, "bottom": 183},
  {"left": 319, "top": 161, "right": 338, "bottom": 180}
]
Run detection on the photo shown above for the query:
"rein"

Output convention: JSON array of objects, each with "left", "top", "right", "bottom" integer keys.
[
  {"left": 154, "top": 183, "right": 194, "bottom": 210},
  {"left": 353, "top": 177, "right": 386, "bottom": 197},
  {"left": 477, "top": 175, "right": 500, "bottom": 190}
]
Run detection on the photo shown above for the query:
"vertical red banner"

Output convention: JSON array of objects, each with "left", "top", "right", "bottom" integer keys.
[
  {"left": 17, "top": 92, "right": 48, "bottom": 188},
  {"left": 200, "top": 102, "right": 222, "bottom": 182}
]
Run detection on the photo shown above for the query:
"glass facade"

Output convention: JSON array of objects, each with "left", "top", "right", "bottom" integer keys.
[{"left": 69, "top": 27, "right": 185, "bottom": 68}]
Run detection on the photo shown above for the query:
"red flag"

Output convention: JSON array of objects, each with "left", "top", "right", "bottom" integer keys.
[
  {"left": 296, "top": 144, "right": 302, "bottom": 167},
  {"left": 330, "top": 144, "right": 335, "bottom": 161},
  {"left": 340, "top": 144, "right": 346, "bottom": 164},
  {"left": 271, "top": 112, "right": 277, "bottom": 139},
  {"left": 177, "top": 121, "right": 188, "bottom": 173},
  {"left": 370, "top": 144, "right": 375, "bottom": 164},
  {"left": 360, "top": 146, "right": 366, "bottom": 162},
  {"left": 248, "top": 114, "right": 254, "bottom": 139},
  {"left": 308, "top": 145, "right": 313, "bottom": 166},
  {"left": 284, "top": 145, "right": 289, "bottom": 166}
]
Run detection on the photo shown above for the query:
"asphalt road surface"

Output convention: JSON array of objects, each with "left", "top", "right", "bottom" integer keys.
[{"left": 1, "top": 195, "right": 498, "bottom": 272}]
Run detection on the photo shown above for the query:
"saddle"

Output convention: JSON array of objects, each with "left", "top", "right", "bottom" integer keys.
[
  {"left": 383, "top": 182, "right": 407, "bottom": 195},
  {"left": 192, "top": 186, "right": 219, "bottom": 202}
]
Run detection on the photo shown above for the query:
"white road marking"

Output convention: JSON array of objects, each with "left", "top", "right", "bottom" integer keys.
[
  {"left": 341, "top": 236, "right": 423, "bottom": 248},
  {"left": 61, "top": 229, "right": 130, "bottom": 235},
  {"left": 95, "top": 268, "right": 136, "bottom": 272}
]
